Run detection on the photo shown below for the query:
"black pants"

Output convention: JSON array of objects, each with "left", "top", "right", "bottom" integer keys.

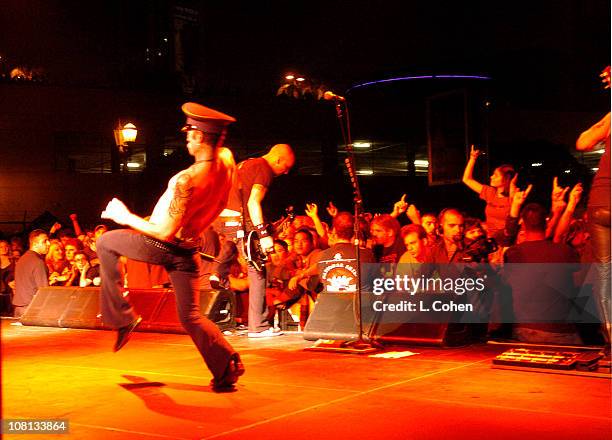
[
  {"left": 97, "top": 229, "right": 236, "bottom": 379},
  {"left": 588, "top": 207, "right": 611, "bottom": 342}
]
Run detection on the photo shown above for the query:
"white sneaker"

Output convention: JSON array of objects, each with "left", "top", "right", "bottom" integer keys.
[{"left": 248, "top": 328, "right": 284, "bottom": 338}]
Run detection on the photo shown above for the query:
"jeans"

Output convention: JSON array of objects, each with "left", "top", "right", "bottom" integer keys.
[
  {"left": 245, "top": 262, "right": 269, "bottom": 332},
  {"left": 97, "top": 229, "right": 236, "bottom": 379},
  {"left": 211, "top": 224, "right": 270, "bottom": 333}
]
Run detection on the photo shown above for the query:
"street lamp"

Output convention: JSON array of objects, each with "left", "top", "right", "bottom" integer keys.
[
  {"left": 114, "top": 122, "right": 138, "bottom": 151},
  {"left": 113, "top": 121, "right": 138, "bottom": 172},
  {"left": 277, "top": 72, "right": 329, "bottom": 100}
]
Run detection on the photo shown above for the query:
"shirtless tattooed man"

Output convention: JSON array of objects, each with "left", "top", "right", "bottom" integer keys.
[{"left": 97, "top": 102, "right": 244, "bottom": 391}]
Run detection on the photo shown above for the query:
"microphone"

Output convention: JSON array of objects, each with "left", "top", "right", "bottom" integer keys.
[{"left": 323, "top": 91, "right": 345, "bottom": 101}]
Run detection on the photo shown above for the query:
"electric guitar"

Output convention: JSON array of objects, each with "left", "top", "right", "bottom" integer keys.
[{"left": 244, "top": 206, "right": 295, "bottom": 271}]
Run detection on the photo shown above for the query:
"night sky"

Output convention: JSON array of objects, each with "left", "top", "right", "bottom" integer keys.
[
  {"left": 0, "top": 0, "right": 610, "bottom": 221},
  {"left": 2, "top": 0, "right": 610, "bottom": 107}
]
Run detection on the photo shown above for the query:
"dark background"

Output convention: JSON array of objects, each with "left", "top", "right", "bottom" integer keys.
[{"left": 0, "top": 0, "right": 610, "bottom": 232}]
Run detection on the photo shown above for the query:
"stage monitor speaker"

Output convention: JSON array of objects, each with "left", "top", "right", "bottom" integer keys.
[
  {"left": 303, "top": 293, "right": 359, "bottom": 342},
  {"left": 303, "top": 292, "right": 470, "bottom": 347},
  {"left": 126, "top": 289, "right": 167, "bottom": 323},
  {"left": 143, "top": 289, "right": 235, "bottom": 333},
  {"left": 20, "top": 287, "right": 103, "bottom": 329},
  {"left": 20, "top": 287, "right": 236, "bottom": 333},
  {"left": 200, "top": 289, "right": 235, "bottom": 330},
  {"left": 373, "top": 322, "right": 470, "bottom": 347},
  {"left": 58, "top": 287, "right": 104, "bottom": 329}
]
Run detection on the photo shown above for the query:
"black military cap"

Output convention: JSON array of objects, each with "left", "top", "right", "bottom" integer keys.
[{"left": 181, "top": 102, "right": 236, "bottom": 134}]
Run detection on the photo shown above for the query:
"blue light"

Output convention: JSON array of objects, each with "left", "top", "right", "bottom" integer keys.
[{"left": 348, "top": 74, "right": 492, "bottom": 92}]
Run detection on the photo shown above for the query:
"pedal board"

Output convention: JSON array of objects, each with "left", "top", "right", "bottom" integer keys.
[{"left": 493, "top": 348, "right": 582, "bottom": 370}]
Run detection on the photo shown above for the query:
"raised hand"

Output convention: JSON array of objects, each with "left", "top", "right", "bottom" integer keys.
[
  {"left": 50, "top": 222, "right": 62, "bottom": 234},
  {"left": 469, "top": 144, "right": 481, "bottom": 160},
  {"left": 281, "top": 219, "right": 291, "bottom": 233},
  {"left": 568, "top": 183, "right": 583, "bottom": 207},
  {"left": 326, "top": 201, "right": 338, "bottom": 218},
  {"left": 552, "top": 176, "right": 569, "bottom": 200},
  {"left": 407, "top": 204, "right": 421, "bottom": 223},
  {"left": 510, "top": 183, "right": 533, "bottom": 218},
  {"left": 391, "top": 194, "right": 408, "bottom": 217},
  {"left": 551, "top": 177, "right": 569, "bottom": 210},
  {"left": 101, "top": 198, "right": 132, "bottom": 225},
  {"left": 69, "top": 213, "right": 78, "bottom": 221},
  {"left": 512, "top": 184, "right": 533, "bottom": 207},
  {"left": 509, "top": 173, "right": 519, "bottom": 199},
  {"left": 305, "top": 203, "right": 319, "bottom": 219}
]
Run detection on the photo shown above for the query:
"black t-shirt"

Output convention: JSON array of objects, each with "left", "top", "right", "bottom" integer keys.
[
  {"left": 227, "top": 158, "right": 275, "bottom": 230},
  {"left": 373, "top": 236, "right": 406, "bottom": 264},
  {"left": 86, "top": 265, "right": 100, "bottom": 280},
  {"left": 504, "top": 240, "right": 580, "bottom": 325},
  {"left": 314, "top": 243, "right": 375, "bottom": 294},
  {"left": 66, "top": 265, "right": 100, "bottom": 287},
  {"left": 14, "top": 250, "right": 48, "bottom": 306}
]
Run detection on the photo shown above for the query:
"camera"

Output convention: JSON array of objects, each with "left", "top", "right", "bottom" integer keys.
[{"left": 462, "top": 237, "right": 498, "bottom": 262}]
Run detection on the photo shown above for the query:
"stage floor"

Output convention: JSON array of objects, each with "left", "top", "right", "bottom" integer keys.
[{"left": 2, "top": 318, "right": 611, "bottom": 440}]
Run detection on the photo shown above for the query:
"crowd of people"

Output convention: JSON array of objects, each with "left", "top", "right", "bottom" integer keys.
[
  {"left": 222, "top": 170, "right": 596, "bottom": 345},
  {"left": 0, "top": 151, "right": 604, "bottom": 345},
  {"left": 0, "top": 216, "right": 108, "bottom": 317},
  {"left": 1, "top": 100, "right": 609, "bottom": 354}
]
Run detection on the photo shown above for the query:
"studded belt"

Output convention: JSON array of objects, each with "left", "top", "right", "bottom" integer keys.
[{"left": 143, "top": 236, "right": 197, "bottom": 254}]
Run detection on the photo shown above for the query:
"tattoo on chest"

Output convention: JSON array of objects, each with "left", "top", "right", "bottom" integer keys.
[{"left": 169, "top": 175, "right": 194, "bottom": 218}]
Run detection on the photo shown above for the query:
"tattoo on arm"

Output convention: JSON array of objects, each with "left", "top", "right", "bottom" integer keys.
[{"left": 169, "top": 174, "right": 194, "bottom": 218}]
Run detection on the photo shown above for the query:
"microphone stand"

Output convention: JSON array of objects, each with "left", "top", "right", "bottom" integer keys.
[{"left": 306, "top": 95, "right": 381, "bottom": 354}]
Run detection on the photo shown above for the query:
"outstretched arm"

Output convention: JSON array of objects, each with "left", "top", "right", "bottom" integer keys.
[
  {"left": 546, "top": 177, "right": 569, "bottom": 239},
  {"left": 49, "top": 222, "right": 62, "bottom": 236},
  {"left": 407, "top": 204, "right": 422, "bottom": 225},
  {"left": 305, "top": 203, "right": 328, "bottom": 241},
  {"left": 576, "top": 113, "right": 610, "bottom": 151},
  {"left": 102, "top": 174, "right": 193, "bottom": 241},
  {"left": 69, "top": 213, "right": 84, "bottom": 237},
  {"left": 326, "top": 201, "right": 338, "bottom": 219},
  {"left": 501, "top": 183, "right": 532, "bottom": 246},
  {"left": 554, "top": 183, "right": 583, "bottom": 244},
  {"left": 462, "top": 145, "right": 484, "bottom": 194}
]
